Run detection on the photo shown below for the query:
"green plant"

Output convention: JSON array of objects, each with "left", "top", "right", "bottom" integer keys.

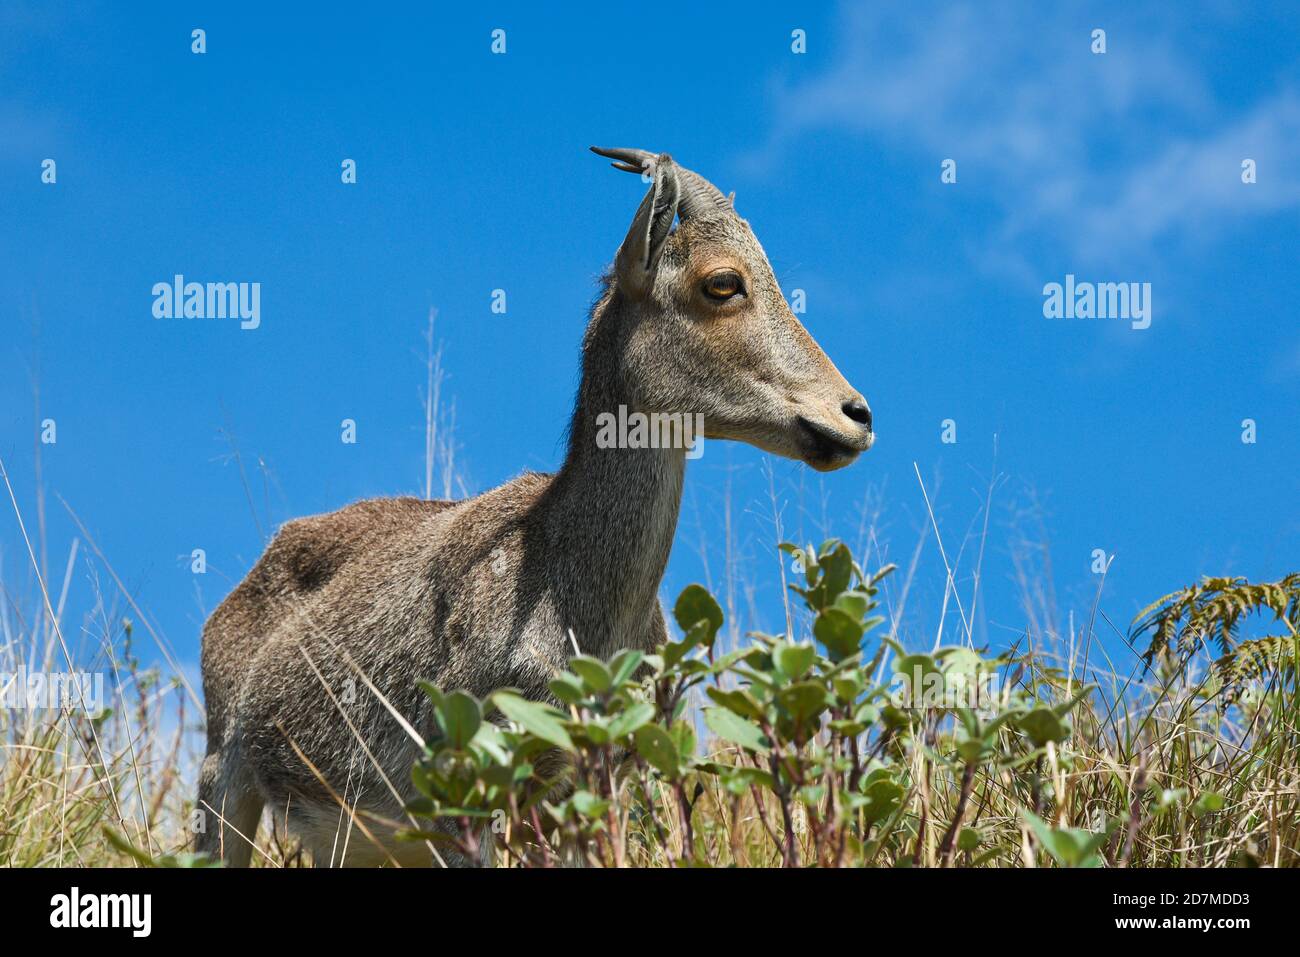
[
  {"left": 402, "top": 538, "right": 1143, "bottom": 867},
  {"left": 1134, "top": 572, "right": 1300, "bottom": 701}
]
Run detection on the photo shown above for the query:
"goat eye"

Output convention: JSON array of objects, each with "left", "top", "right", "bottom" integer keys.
[{"left": 702, "top": 272, "right": 744, "bottom": 300}]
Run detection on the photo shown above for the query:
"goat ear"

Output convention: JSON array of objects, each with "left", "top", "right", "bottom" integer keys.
[{"left": 615, "top": 157, "right": 679, "bottom": 298}]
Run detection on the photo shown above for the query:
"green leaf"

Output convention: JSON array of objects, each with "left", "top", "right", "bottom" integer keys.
[
  {"left": 799, "top": 784, "right": 826, "bottom": 807},
  {"left": 716, "top": 766, "right": 775, "bottom": 795},
  {"left": 859, "top": 768, "right": 905, "bottom": 825},
  {"left": 548, "top": 674, "right": 586, "bottom": 706},
  {"left": 635, "top": 725, "right": 681, "bottom": 779},
  {"left": 468, "top": 722, "right": 511, "bottom": 765},
  {"left": 437, "top": 691, "right": 481, "bottom": 750},
  {"left": 569, "top": 656, "right": 612, "bottom": 693},
  {"left": 894, "top": 652, "right": 939, "bottom": 682},
  {"left": 609, "top": 649, "right": 645, "bottom": 687},
  {"left": 954, "top": 733, "right": 988, "bottom": 763},
  {"left": 773, "top": 641, "right": 816, "bottom": 679},
  {"left": 1018, "top": 707, "right": 1070, "bottom": 747},
  {"left": 682, "top": 620, "right": 715, "bottom": 651},
  {"left": 710, "top": 647, "right": 764, "bottom": 674},
  {"left": 828, "top": 718, "right": 868, "bottom": 736},
  {"left": 831, "top": 672, "right": 864, "bottom": 704},
  {"left": 776, "top": 681, "right": 829, "bottom": 722},
  {"left": 662, "top": 638, "right": 695, "bottom": 669},
  {"left": 491, "top": 692, "right": 574, "bottom": 751},
  {"left": 816, "top": 543, "right": 854, "bottom": 606},
  {"left": 832, "top": 590, "right": 870, "bottom": 621},
  {"left": 705, "top": 686, "right": 765, "bottom": 721},
  {"left": 103, "top": 827, "right": 162, "bottom": 867},
  {"left": 571, "top": 790, "right": 610, "bottom": 819},
  {"left": 790, "top": 542, "right": 857, "bottom": 611},
  {"left": 607, "top": 701, "right": 655, "bottom": 740},
  {"left": 703, "top": 707, "right": 771, "bottom": 754},
  {"left": 1022, "top": 811, "right": 1114, "bottom": 868},
  {"left": 1192, "top": 791, "right": 1225, "bottom": 817},
  {"left": 105, "top": 827, "right": 221, "bottom": 868},
  {"left": 581, "top": 720, "right": 611, "bottom": 746},
  {"left": 814, "top": 608, "right": 865, "bottom": 662},
  {"left": 674, "top": 584, "right": 724, "bottom": 642},
  {"left": 938, "top": 646, "right": 985, "bottom": 678},
  {"left": 679, "top": 659, "right": 710, "bottom": 677},
  {"left": 853, "top": 701, "right": 879, "bottom": 725},
  {"left": 416, "top": 681, "right": 443, "bottom": 709},
  {"left": 670, "top": 719, "right": 696, "bottom": 761}
]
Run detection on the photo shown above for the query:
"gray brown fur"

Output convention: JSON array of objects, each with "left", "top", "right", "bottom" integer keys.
[{"left": 195, "top": 148, "right": 873, "bottom": 866}]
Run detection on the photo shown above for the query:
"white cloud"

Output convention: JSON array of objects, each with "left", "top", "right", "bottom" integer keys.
[
  {"left": 1075, "top": 94, "right": 1300, "bottom": 260},
  {"left": 753, "top": 2, "right": 1300, "bottom": 269}
]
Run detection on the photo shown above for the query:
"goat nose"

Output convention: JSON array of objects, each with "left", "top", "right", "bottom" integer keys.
[{"left": 841, "top": 399, "right": 872, "bottom": 431}]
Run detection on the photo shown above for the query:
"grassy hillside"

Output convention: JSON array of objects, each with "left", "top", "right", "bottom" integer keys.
[{"left": 2, "top": 485, "right": 1295, "bottom": 867}]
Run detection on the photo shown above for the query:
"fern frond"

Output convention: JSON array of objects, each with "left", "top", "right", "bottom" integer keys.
[{"left": 1134, "top": 573, "right": 1300, "bottom": 696}]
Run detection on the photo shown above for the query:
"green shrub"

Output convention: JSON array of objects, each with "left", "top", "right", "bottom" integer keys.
[{"left": 406, "top": 538, "right": 1292, "bottom": 867}]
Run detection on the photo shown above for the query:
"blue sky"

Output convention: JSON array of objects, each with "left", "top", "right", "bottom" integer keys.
[{"left": 2, "top": 2, "right": 1297, "bottom": 694}]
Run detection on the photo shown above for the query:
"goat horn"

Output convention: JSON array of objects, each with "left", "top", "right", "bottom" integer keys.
[
  {"left": 590, "top": 145, "right": 658, "bottom": 173},
  {"left": 590, "top": 146, "right": 733, "bottom": 221}
]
